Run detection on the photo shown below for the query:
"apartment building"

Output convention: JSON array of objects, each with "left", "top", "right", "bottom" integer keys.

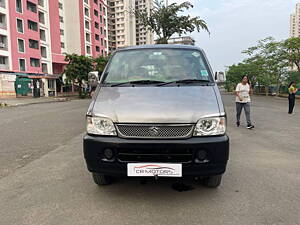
[
  {"left": 6, "top": 0, "right": 60, "bottom": 75},
  {"left": 64, "top": 0, "right": 109, "bottom": 57},
  {"left": 135, "top": 0, "right": 153, "bottom": 46},
  {"left": 167, "top": 36, "right": 196, "bottom": 46},
  {"left": 2, "top": 0, "right": 108, "bottom": 75},
  {"left": 290, "top": 3, "right": 300, "bottom": 37},
  {"left": 0, "top": 0, "right": 11, "bottom": 71},
  {"left": 0, "top": 0, "right": 109, "bottom": 98},
  {"left": 107, "top": 0, "right": 154, "bottom": 52}
]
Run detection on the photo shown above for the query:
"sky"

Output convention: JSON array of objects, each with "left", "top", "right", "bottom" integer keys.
[{"left": 170, "top": 0, "right": 299, "bottom": 72}]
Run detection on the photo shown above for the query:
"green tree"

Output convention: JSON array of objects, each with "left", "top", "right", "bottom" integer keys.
[
  {"left": 282, "top": 37, "right": 300, "bottom": 72},
  {"left": 286, "top": 71, "right": 300, "bottom": 85},
  {"left": 64, "top": 54, "right": 94, "bottom": 98},
  {"left": 225, "top": 62, "right": 260, "bottom": 92},
  {"left": 134, "top": 0, "right": 209, "bottom": 44},
  {"left": 93, "top": 55, "right": 110, "bottom": 75},
  {"left": 242, "top": 37, "right": 288, "bottom": 95}
]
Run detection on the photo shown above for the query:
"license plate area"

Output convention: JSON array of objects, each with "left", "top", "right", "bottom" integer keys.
[{"left": 127, "top": 163, "right": 182, "bottom": 177}]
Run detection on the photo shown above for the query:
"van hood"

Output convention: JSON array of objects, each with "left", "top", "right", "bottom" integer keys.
[{"left": 91, "top": 86, "right": 221, "bottom": 123}]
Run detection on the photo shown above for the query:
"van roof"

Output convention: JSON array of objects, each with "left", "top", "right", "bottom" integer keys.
[{"left": 117, "top": 44, "right": 203, "bottom": 52}]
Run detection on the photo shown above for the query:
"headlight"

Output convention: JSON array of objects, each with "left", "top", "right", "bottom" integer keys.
[
  {"left": 193, "top": 117, "right": 226, "bottom": 136},
  {"left": 87, "top": 117, "right": 117, "bottom": 136}
]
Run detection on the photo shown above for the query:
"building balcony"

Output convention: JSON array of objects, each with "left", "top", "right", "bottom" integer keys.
[
  {"left": 0, "top": 23, "right": 7, "bottom": 30},
  {"left": 167, "top": 36, "right": 196, "bottom": 46},
  {"left": 0, "top": 42, "right": 8, "bottom": 51},
  {"left": 0, "top": 34, "right": 8, "bottom": 50},
  {"left": 0, "top": 55, "right": 9, "bottom": 70},
  {"left": 108, "top": 21, "right": 115, "bottom": 26},
  {"left": 0, "top": 64, "right": 9, "bottom": 70},
  {"left": 108, "top": 9, "right": 115, "bottom": 14},
  {"left": 0, "top": 0, "right": 5, "bottom": 8},
  {"left": 0, "top": 13, "right": 7, "bottom": 30}
]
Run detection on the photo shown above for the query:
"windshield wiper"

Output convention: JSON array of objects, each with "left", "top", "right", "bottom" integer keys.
[
  {"left": 157, "top": 79, "right": 212, "bottom": 86},
  {"left": 109, "top": 80, "right": 165, "bottom": 87}
]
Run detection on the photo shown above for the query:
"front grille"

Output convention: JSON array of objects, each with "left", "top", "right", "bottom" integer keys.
[
  {"left": 117, "top": 148, "right": 193, "bottom": 163},
  {"left": 116, "top": 124, "right": 194, "bottom": 139}
]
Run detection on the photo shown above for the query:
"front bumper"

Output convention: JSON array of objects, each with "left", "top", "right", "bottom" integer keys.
[{"left": 83, "top": 135, "right": 229, "bottom": 177}]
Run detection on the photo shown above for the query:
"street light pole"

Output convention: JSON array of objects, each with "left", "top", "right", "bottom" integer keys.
[{"left": 166, "top": 0, "right": 168, "bottom": 7}]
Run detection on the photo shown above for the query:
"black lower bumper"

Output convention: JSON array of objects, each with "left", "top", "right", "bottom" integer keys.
[{"left": 83, "top": 135, "right": 229, "bottom": 177}]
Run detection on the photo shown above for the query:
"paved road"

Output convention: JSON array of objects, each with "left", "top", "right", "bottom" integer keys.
[
  {"left": 0, "top": 100, "right": 89, "bottom": 178},
  {"left": 0, "top": 94, "right": 299, "bottom": 225}
]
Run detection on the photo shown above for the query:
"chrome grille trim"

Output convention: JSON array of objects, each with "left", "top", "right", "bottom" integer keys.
[{"left": 115, "top": 124, "right": 194, "bottom": 139}]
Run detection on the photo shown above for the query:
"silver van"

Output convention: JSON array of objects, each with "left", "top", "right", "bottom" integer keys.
[{"left": 84, "top": 45, "right": 229, "bottom": 188}]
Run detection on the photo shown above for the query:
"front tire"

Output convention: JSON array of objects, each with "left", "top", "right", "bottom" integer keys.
[
  {"left": 202, "top": 175, "right": 222, "bottom": 188},
  {"left": 92, "top": 173, "right": 113, "bottom": 185}
]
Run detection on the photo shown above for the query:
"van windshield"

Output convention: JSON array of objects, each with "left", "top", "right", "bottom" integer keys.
[{"left": 103, "top": 49, "right": 213, "bottom": 84}]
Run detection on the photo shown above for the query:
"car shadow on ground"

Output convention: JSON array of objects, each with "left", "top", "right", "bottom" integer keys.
[
  {"left": 121, "top": 177, "right": 198, "bottom": 192},
  {"left": 90, "top": 176, "right": 222, "bottom": 201}
]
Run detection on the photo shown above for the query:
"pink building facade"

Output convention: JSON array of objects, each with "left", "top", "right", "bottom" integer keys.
[
  {"left": 49, "top": 0, "right": 66, "bottom": 75},
  {"left": 8, "top": 0, "right": 42, "bottom": 74},
  {"left": 90, "top": 0, "right": 108, "bottom": 56},
  {"left": 79, "top": 0, "right": 108, "bottom": 57},
  {"left": 0, "top": 0, "right": 108, "bottom": 76},
  {"left": 0, "top": 0, "right": 108, "bottom": 98}
]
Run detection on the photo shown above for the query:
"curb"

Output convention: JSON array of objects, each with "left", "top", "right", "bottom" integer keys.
[{"left": 0, "top": 98, "right": 70, "bottom": 108}]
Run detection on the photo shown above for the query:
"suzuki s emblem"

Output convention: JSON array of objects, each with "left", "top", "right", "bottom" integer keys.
[{"left": 149, "top": 126, "right": 160, "bottom": 136}]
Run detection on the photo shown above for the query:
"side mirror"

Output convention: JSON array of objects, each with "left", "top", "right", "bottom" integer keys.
[
  {"left": 215, "top": 72, "right": 226, "bottom": 83},
  {"left": 88, "top": 72, "right": 100, "bottom": 88}
]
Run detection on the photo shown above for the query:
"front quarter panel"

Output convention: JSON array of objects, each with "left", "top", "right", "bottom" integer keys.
[{"left": 213, "top": 84, "right": 226, "bottom": 116}]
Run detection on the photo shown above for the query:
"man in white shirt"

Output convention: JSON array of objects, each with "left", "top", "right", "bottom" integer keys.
[{"left": 235, "top": 76, "right": 254, "bottom": 129}]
